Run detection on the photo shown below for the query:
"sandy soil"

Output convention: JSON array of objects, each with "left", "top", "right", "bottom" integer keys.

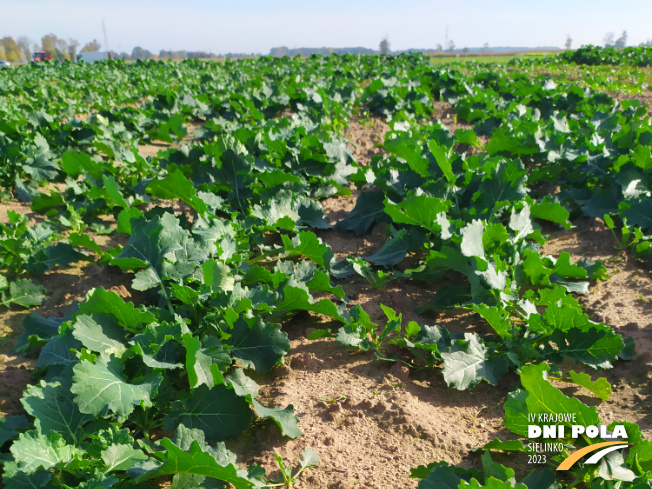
[
  {"left": 345, "top": 115, "right": 389, "bottom": 166},
  {"left": 0, "top": 98, "right": 650, "bottom": 489}
]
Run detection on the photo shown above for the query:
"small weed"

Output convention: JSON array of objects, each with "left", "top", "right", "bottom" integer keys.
[
  {"left": 270, "top": 449, "right": 319, "bottom": 488},
  {"left": 318, "top": 395, "right": 348, "bottom": 405}
]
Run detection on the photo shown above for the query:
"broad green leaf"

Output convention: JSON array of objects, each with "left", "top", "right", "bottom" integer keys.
[
  {"left": 520, "top": 363, "right": 600, "bottom": 430},
  {"left": 441, "top": 333, "right": 508, "bottom": 390},
  {"left": 428, "top": 140, "right": 455, "bottom": 181},
  {"left": 69, "top": 232, "right": 103, "bottom": 255},
  {"left": 77, "top": 287, "right": 155, "bottom": 331},
  {"left": 147, "top": 169, "right": 207, "bottom": 214},
  {"left": 384, "top": 194, "right": 449, "bottom": 233},
  {"left": 225, "top": 317, "right": 291, "bottom": 372},
  {"left": 414, "top": 462, "right": 480, "bottom": 489},
  {"left": 366, "top": 227, "right": 426, "bottom": 267},
  {"left": 384, "top": 131, "right": 429, "bottom": 176},
  {"left": 527, "top": 304, "right": 591, "bottom": 334},
  {"left": 482, "top": 439, "right": 529, "bottom": 453},
  {"left": 202, "top": 260, "right": 234, "bottom": 292},
  {"left": 225, "top": 368, "right": 260, "bottom": 398},
  {"left": 471, "top": 304, "right": 513, "bottom": 339},
  {"left": 102, "top": 175, "right": 129, "bottom": 209},
  {"left": 10, "top": 431, "right": 77, "bottom": 474},
  {"left": 101, "top": 444, "right": 148, "bottom": 472},
  {"left": 508, "top": 204, "right": 533, "bottom": 241},
  {"left": 182, "top": 334, "right": 224, "bottom": 389},
  {"left": 305, "top": 270, "right": 345, "bottom": 299},
  {"left": 280, "top": 231, "right": 331, "bottom": 267},
  {"left": 71, "top": 314, "right": 127, "bottom": 355},
  {"left": 460, "top": 477, "right": 527, "bottom": 489},
  {"left": 552, "top": 252, "right": 587, "bottom": 279},
  {"left": 455, "top": 128, "right": 481, "bottom": 147},
  {"left": 1, "top": 279, "right": 46, "bottom": 309},
  {"left": 503, "top": 389, "right": 530, "bottom": 437},
  {"left": 111, "top": 212, "right": 205, "bottom": 288},
  {"left": 251, "top": 400, "right": 302, "bottom": 438},
  {"left": 131, "top": 321, "right": 186, "bottom": 370},
  {"left": 519, "top": 469, "right": 560, "bottom": 489},
  {"left": 274, "top": 285, "right": 347, "bottom": 323},
  {"left": 26, "top": 243, "right": 80, "bottom": 275},
  {"left": 627, "top": 439, "right": 652, "bottom": 474},
  {"left": 531, "top": 200, "right": 571, "bottom": 229},
  {"left": 336, "top": 191, "right": 388, "bottom": 236},
  {"left": 21, "top": 381, "right": 92, "bottom": 443},
  {"left": 569, "top": 370, "right": 611, "bottom": 401},
  {"left": 136, "top": 438, "right": 259, "bottom": 488},
  {"left": 336, "top": 324, "right": 369, "bottom": 350},
  {"left": 474, "top": 159, "right": 527, "bottom": 213},
  {"left": 412, "top": 324, "right": 452, "bottom": 356},
  {"left": 461, "top": 220, "right": 485, "bottom": 259},
  {"left": 14, "top": 314, "right": 62, "bottom": 354},
  {"left": 546, "top": 327, "right": 625, "bottom": 368},
  {"left": 61, "top": 151, "right": 102, "bottom": 179},
  {"left": 0, "top": 416, "right": 28, "bottom": 448},
  {"left": 71, "top": 355, "right": 159, "bottom": 417},
  {"left": 481, "top": 451, "right": 515, "bottom": 484},
  {"left": 299, "top": 448, "right": 319, "bottom": 471},
  {"left": 621, "top": 199, "right": 652, "bottom": 232},
  {"left": 164, "top": 385, "right": 252, "bottom": 442},
  {"left": 632, "top": 144, "right": 652, "bottom": 171},
  {"left": 1, "top": 468, "right": 54, "bottom": 488}
]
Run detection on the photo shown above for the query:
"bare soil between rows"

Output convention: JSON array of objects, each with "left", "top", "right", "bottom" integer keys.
[{"left": 0, "top": 100, "right": 651, "bottom": 489}]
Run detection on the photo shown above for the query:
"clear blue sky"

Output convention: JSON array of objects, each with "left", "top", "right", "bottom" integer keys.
[{"left": 2, "top": 0, "right": 650, "bottom": 54}]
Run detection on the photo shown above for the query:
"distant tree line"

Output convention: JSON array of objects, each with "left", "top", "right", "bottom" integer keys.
[
  {"left": 269, "top": 46, "right": 376, "bottom": 57},
  {"left": 0, "top": 33, "right": 226, "bottom": 62},
  {"left": 0, "top": 33, "right": 101, "bottom": 61},
  {"left": 604, "top": 31, "right": 628, "bottom": 48}
]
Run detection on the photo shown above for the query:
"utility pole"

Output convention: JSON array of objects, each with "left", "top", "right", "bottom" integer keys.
[{"left": 102, "top": 18, "right": 110, "bottom": 51}]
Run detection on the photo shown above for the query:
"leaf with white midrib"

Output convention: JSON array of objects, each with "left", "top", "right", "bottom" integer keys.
[
  {"left": 441, "top": 333, "right": 505, "bottom": 390},
  {"left": 164, "top": 385, "right": 252, "bottom": 442},
  {"left": 21, "top": 381, "right": 92, "bottom": 443},
  {"left": 71, "top": 354, "right": 157, "bottom": 418}
]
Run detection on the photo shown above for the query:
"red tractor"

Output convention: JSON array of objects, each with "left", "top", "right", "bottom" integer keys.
[{"left": 32, "top": 52, "right": 53, "bottom": 62}]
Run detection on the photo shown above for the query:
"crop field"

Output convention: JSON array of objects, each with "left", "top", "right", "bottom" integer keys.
[{"left": 0, "top": 47, "right": 651, "bottom": 488}]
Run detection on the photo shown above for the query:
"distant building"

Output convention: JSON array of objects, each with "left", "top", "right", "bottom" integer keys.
[{"left": 77, "top": 52, "right": 112, "bottom": 63}]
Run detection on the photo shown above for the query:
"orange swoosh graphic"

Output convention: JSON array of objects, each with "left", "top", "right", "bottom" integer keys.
[{"left": 557, "top": 441, "right": 626, "bottom": 471}]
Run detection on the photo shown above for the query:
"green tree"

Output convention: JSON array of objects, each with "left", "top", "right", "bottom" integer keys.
[
  {"left": 615, "top": 30, "right": 628, "bottom": 48},
  {"left": 17, "top": 36, "right": 31, "bottom": 61},
  {"left": 68, "top": 39, "right": 79, "bottom": 61},
  {"left": 379, "top": 37, "right": 390, "bottom": 55},
  {"left": 55, "top": 38, "right": 70, "bottom": 60},
  {"left": 131, "top": 46, "right": 153, "bottom": 60},
  {"left": 41, "top": 33, "right": 58, "bottom": 57},
  {"left": 81, "top": 39, "right": 101, "bottom": 52},
  {"left": 0, "top": 37, "right": 22, "bottom": 61},
  {"left": 447, "top": 40, "right": 455, "bottom": 52}
]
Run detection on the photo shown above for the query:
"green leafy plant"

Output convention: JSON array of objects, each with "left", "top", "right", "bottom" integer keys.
[
  {"left": 412, "top": 363, "right": 650, "bottom": 488},
  {"left": 270, "top": 449, "right": 319, "bottom": 488}
]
